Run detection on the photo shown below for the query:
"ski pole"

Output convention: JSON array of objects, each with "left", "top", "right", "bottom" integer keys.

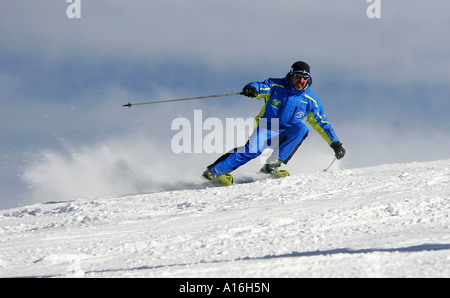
[
  {"left": 323, "top": 157, "right": 337, "bottom": 172},
  {"left": 122, "top": 92, "right": 243, "bottom": 108}
]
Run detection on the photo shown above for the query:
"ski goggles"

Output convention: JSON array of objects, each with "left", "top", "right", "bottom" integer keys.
[
  {"left": 290, "top": 70, "right": 310, "bottom": 80},
  {"left": 293, "top": 72, "right": 310, "bottom": 80}
]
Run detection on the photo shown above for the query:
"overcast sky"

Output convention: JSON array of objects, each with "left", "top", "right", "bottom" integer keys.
[{"left": 1, "top": 0, "right": 449, "bottom": 209}]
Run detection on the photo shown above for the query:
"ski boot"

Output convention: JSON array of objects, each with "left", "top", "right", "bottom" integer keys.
[
  {"left": 260, "top": 157, "right": 290, "bottom": 178},
  {"left": 202, "top": 169, "right": 215, "bottom": 181},
  {"left": 260, "top": 157, "right": 282, "bottom": 174},
  {"left": 202, "top": 170, "right": 234, "bottom": 186}
]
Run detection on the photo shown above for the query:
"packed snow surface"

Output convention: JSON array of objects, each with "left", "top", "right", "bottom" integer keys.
[{"left": 1, "top": 159, "right": 449, "bottom": 278}]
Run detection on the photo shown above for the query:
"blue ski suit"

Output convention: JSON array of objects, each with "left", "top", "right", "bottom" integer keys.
[{"left": 207, "top": 74, "right": 340, "bottom": 177}]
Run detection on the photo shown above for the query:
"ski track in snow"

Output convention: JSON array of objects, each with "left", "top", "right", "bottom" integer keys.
[{"left": 0, "top": 159, "right": 449, "bottom": 278}]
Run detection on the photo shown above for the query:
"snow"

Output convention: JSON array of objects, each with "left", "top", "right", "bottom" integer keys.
[{"left": 1, "top": 159, "right": 449, "bottom": 278}]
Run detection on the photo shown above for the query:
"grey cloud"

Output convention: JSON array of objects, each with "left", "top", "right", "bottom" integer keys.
[{"left": 1, "top": 1, "right": 449, "bottom": 81}]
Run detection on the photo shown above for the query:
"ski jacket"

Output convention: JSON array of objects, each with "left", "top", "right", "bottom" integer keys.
[{"left": 246, "top": 74, "right": 339, "bottom": 145}]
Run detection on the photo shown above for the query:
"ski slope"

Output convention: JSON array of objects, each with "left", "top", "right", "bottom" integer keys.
[{"left": 1, "top": 159, "right": 449, "bottom": 278}]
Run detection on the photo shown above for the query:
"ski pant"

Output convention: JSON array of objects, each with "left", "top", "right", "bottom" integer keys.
[{"left": 207, "top": 121, "right": 309, "bottom": 177}]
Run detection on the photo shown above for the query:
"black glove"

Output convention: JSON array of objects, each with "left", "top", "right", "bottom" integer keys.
[
  {"left": 330, "top": 142, "right": 345, "bottom": 160},
  {"left": 242, "top": 85, "right": 258, "bottom": 98}
]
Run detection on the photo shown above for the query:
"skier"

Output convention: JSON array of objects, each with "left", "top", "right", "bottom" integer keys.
[{"left": 202, "top": 61, "right": 345, "bottom": 182}]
